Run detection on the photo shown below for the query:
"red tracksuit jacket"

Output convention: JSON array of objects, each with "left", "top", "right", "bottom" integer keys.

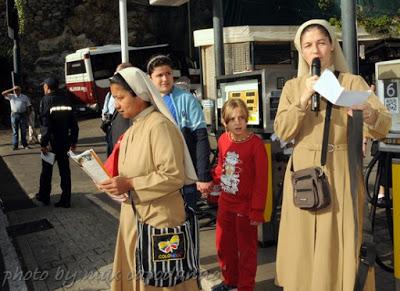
[{"left": 213, "top": 132, "right": 268, "bottom": 222}]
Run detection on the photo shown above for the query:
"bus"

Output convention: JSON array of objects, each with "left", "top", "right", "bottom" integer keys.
[{"left": 65, "top": 44, "right": 200, "bottom": 112}]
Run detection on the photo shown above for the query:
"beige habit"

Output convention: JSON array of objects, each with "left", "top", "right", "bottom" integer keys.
[
  {"left": 110, "top": 68, "right": 199, "bottom": 290},
  {"left": 274, "top": 20, "right": 392, "bottom": 291}
]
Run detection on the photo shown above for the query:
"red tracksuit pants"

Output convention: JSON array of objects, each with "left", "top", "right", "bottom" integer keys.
[{"left": 216, "top": 207, "right": 258, "bottom": 291}]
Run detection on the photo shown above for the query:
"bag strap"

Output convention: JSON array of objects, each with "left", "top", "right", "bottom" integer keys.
[
  {"left": 352, "top": 110, "right": 375, "bottom": 291},
  {"left": 129, "top": 190, "right": 191, "bottom": 221},
  {"left": 291, "top": 70, "right": 339, "bottom": 171},
  {"left": 320, "top": 101, "right": 332, "bottom": 166},
  {"left": 320, "top": 70, "right": 340, "bottom": 166},
  {"left": 129, "top": 191, "right": 143, "bottom": 222},
  {"left": 111, "top": 108, "right": 119, "bottom": 122}
]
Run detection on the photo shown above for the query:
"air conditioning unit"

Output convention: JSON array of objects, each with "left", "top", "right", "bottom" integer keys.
[{"left": 149, "top": 0, "right": 188, "bottom": 6}]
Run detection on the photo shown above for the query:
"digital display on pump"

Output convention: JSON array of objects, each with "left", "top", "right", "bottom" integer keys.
[{"left": 222, "top": 79, "right": 260, "bottom": 125}]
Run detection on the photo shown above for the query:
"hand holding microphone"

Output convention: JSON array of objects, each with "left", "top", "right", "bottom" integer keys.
[{"left": 311, "top": 57, "right": 321, "bottom": 112}]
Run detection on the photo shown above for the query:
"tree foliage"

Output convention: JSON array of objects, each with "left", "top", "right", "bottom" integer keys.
[
  {"left": 15, "top": 0, "right": 26, "bottom": 34},
  {"left": 325, "top": 3, "right": 400, "bottom": 37}
]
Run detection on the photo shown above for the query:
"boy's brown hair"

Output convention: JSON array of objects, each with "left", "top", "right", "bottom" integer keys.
[{"left": 221, "top": 98, "right": 249, "bottom": 127}]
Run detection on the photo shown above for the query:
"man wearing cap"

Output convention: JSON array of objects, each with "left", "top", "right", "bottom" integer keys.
[
  {"left": 2, "top": 85, "right": 32, "bottom": 150},
  {"left": 35, "top": 77, "right": 79, "bottom": 208}
]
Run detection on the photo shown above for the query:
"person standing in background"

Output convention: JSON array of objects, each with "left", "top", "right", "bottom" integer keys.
[
  {"left": 28, "top": 107, "right": 39, "bottom": 144},
  {"left": 2, "top": 85, "right": 31, "bottom": 150},
  {"left": 35, "top": 77, "right": 79, "bottom": 208},
  {"left": 101, "top": 62, "right": 133, "bottom": 156},
  {"left": 147, "top": 55, "right": 213, "bottom": 209}
]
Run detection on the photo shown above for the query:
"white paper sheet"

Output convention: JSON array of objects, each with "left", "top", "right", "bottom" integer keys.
[
  {"left": 41, "top": 152, "right": 55, "bottom": 165},
  {"left": 313, "top": 69, "right": 371, "bottom": 107}
]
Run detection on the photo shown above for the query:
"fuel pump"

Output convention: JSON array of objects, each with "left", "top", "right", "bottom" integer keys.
[
  {"left": 214, "top": 65, "right": 296, "bottom": 245},
  {"left": 365, "top": 59, "right": 400, "bottom": 278}
]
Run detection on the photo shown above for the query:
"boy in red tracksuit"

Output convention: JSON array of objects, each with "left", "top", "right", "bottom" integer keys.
[{"left": 211, "top": 98, "right": 268, "bottom": 291}]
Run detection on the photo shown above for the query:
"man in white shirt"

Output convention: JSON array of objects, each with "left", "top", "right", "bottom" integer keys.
[{"left": 2, "top": 85, "right": 31, "bottom": 150}]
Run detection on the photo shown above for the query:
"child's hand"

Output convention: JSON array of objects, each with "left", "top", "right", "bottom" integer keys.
[{"left": 196, "top": 181, "right": 213, "bottom": 195}]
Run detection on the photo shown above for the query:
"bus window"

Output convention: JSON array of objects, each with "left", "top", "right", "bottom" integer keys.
[
  {"left": 91, "top": 52, "right": 121, "bottom": 80},
  {"left": 66, "top": 60, "right": 86, "bottom": 75}
]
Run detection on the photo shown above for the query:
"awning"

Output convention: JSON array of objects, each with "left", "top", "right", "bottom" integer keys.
[
  {"left": 149, "top": 0, "right": 188, "bottom": 6},
  {"left": 376, "top": 60, "right": 400, "bottom": 80},
  {"left": 193, "top": 25, "right": 398, "bottom": 47}
]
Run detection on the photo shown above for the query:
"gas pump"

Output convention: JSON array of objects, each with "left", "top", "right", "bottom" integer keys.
[
  {"left": 372, "top": 60, "right": 400, "bottom": 281},
  {"left": 214, "top": 65, "right": 296, "bottom": 245}
]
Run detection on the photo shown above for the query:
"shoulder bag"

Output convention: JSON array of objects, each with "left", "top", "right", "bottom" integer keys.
[
  {"left": 290, "top": 99, "right": 333, "bottom": 211},
  {"left": 131, "top": 194, "right": 200, "bottom": 287}
]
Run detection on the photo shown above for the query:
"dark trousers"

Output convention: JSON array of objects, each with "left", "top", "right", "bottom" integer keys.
[
  {"left": 105, "top": 129, "right": 113, "bottom": 157},
  {"left": 183, "top": 184, "right": 200, "bottom": 211},
  {"left": 10, "top": 112, "right": 28, "bottom": 148},
  {"left": 38, "top": 147, "right": 71, "bottom": 203}
]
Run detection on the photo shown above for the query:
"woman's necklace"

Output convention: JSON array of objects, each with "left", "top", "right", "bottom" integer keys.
[{"left": 230, "top": 132, "right": 253, "bottom": 143}]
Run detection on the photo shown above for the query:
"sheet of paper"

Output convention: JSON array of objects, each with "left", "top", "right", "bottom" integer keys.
[
  {"left": 68, "top": 149, "right": 110, "bottom": 183},
  {"left": 41, "top": 152, "right": 55, "bottom": 165},
  {"left": 313, "top": 69, "right": 371, "bottom": 107}
]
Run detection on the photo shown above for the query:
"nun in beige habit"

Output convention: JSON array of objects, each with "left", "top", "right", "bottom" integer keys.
[
  {"left": 98, "top": 67, "right": 199, "bottom": 290},
  {"left": 274, "top": 19, "right": 391, "bottom": 291}
]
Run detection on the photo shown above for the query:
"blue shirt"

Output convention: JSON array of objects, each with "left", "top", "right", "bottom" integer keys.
[
  {"left": 102, "top": 92, "right": 115, "bottom": 118},
  {"left": 168, "top": 86, "right": 207, "bottom": 132},
  {"left": 5, "top": 93, "right": 31, "bottom": 113}
]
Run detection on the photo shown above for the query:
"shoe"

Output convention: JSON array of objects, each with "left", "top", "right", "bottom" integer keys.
[
  {"left": 54, "top": 201, "right": 71, "bottom": 208},
  {"left": 211, "top": 282, "right": 237, "bottom": 291},
  {"left": 23, "top": 145, "right": 31, "bottom": 149},
  {"left": 376, "top": 197, "right": 392, "bottom": 208},
  {"left": 35, "top": 193, "right": 50, "bottom": 205},
  {"left": 12, "top": 146, "right": 18, "bottom": 151}
]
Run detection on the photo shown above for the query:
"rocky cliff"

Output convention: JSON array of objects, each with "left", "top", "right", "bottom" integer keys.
[{"left": 1, "top": 0, "right": 211, "bottom": 97}]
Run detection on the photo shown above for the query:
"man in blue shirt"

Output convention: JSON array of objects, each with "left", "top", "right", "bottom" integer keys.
[
  {"left": 2, "top": 85, "right": 31, "bottom": 150},
  {"left": 147, "top": 55, "right": 213, "bottom": 210},
  {"left": 101, "top": 91, "right": 115, "bottom": 156}
]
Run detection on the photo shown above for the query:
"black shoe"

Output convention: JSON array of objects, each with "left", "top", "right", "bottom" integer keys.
[
  {"left": 12, "top": 146, "right": 18, "bottom": 151},
  {"left": 376, "top": 197, "right": 392, "bottom": 208},
  {"left": 54, "top": 201, "right": 71, "bottom": 208},
  {"left": 35, "top": 193, "right": 50, "bottom": 205},
  {"left": 211, "top": 282, "right": 237, "bottom": 291}
]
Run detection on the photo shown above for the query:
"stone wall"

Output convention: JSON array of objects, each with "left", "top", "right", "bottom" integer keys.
[{"left": 1, "top": 0, "right": 211, "bottom": 100}]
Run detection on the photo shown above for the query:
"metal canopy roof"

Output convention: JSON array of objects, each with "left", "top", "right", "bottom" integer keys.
[{"left": 193, "top": 25, "right": 398, "bottom": 47}]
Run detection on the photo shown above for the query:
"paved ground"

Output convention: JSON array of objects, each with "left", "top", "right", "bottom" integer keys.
[{"left": 0, "top": 117, "right": 395, "bottom": 290}]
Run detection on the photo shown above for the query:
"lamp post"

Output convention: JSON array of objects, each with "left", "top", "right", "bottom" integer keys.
[
  {"left": 341, "top": 0, "right": 359, "bottom": 74},
  {"left": 119, "top": 0, "right": 129, "bottom": 63}
]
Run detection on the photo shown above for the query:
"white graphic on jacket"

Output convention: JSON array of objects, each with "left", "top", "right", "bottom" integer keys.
[{"left": 221, "top": 151, "right": 241, "bottom": 194}]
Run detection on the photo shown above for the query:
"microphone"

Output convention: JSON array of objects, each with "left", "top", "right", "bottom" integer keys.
[{"left": 311, "top": 57, "right": 321, "bottom": 112}]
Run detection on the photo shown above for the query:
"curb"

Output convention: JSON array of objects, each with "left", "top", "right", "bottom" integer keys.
[{"left": 0, "top": 207, "right": 28, "bottom": 291}]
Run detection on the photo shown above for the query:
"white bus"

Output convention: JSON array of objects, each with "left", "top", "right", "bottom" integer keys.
[{"left": 65, "top": 44, "right": 200, "bottom": 111}]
